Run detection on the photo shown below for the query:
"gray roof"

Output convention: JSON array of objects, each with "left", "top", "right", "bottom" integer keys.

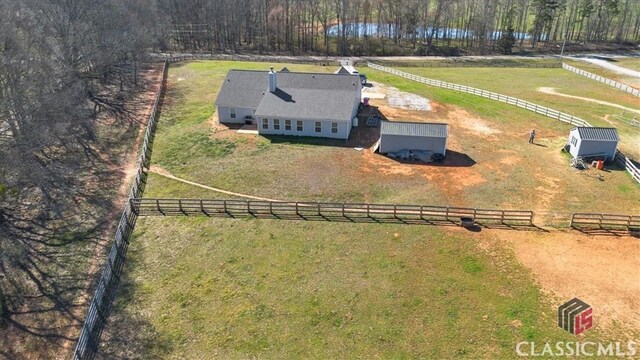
[
  {"left": 335, "top": 65, "right": 359, "bottom": 75},
  {"left": 574, "top": 127, "right": 619, "bottom": 141},
  {"left": 381, "top": 121, "right": 448, "bottom": 138},
  {"left": 215, "top": 69, "right": 360, "bottom": 121}
]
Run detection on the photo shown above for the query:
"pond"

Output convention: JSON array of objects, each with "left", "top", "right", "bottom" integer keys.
[{"left": 327, "top": 23, "right": 541, "bottom": 41}]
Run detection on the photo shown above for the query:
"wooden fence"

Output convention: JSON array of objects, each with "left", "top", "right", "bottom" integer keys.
[
  {"left": 367, "top": 62, "right": 640, "bottom": 185},
  {"left": 570, "top": 213, "right": 640, "bottom": 230},
  {"left": 130, "top": 198, "right": 536, "bottom": 226},
  {"left": 562, "top": 63, "right": 640, "bottom": 97},
  {"left": 72, "top": 61, "right": 169, "bottom": 360}
]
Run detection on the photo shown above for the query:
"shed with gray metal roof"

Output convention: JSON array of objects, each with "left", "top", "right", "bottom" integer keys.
[
  {"left": 567, "top": 127, "right": 619, "bottom": 161},
  {"left": 379, "top": 120, "right": 448, "bottom": 155}
]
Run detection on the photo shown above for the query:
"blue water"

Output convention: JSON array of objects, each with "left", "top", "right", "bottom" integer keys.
[{"left": 327, "top": 23, "right": 540, "bottom": 41}]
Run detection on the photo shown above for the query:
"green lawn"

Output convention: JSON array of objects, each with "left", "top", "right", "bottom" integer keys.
[
  {"left": 614, "top": 58, "right": 640, "bottom": 72},
  {"left": 102, "top": 217, "right": 621, "bottom": 359},
  {"left": 142, "top": 60, "right": 639, "bottom": 219},
  {"left": 98, "top": 60, "right": 640, "bottom": 358},
  {"left": 396, "top": 65, "right": 640, "bottom": 159}
]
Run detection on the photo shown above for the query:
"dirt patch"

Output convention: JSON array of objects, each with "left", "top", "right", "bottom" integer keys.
[
  {"left": 442, "top": 226, "right": 640, "bottom": 337},
  {"left": 495, "top": 230, "right": 640, "bottom": 335},
  {"left": 446, "top": 108, "right": 502, "bottom": 137},
  {"left": 366, "top": 81, "right": 432, "bottom": 111}
]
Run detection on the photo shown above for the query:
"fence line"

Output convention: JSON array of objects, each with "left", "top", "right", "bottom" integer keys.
[
  {"left": 130, "top": 198, "right": 536, "bottom": 226},
  {"left": 562, "top": 63, "right": 640, "bottom": 97},
  {"left": 367, "top": 62, "right": 592, "bottom": 127},
  {"left": 367, "top": 62, "right": 640, "bottom": 185},
  {"left": 571, "top": 213, "right": 640, "bottom": 230},
  {"left": 72, "top": 60, "right": 169, "bottom": 360},
  {"left": 615, "top": 152, "right": 640, "bottom": 183},
  {"left": 374, "top": 60, "right": 562, "bottom": 69}
]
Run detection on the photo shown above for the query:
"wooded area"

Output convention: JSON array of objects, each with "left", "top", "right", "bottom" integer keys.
[
  {"left": 0, "top": 0, "right": 157, "bottom": 354},
  {"left": 158, "top": 0, "right": 640, "bottom": 55}
]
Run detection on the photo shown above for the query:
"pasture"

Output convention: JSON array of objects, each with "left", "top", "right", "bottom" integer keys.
[{"left": 101, "top": 60, "right": 640, "bottom": 358}]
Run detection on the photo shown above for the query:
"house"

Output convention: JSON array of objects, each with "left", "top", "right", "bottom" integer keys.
[
  {"left": 335, "top": 60, "right": 367, "bottom": 85},
  {"left": 379, "top": 120, "right": 448, "bottom": 155},
  {"left": 215, "top": 67, "right": 362, "bottom": 140},
  {"left": 567, "top": 127, "right": 619, "bottom": 161}
]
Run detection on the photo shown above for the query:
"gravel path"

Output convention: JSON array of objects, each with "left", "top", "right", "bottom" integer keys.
[
  {"left": 537, "top": 87, "right": 640, "bottom": 114},
  {"left": 578, "top": 58, "right": 640, "bottom": 78},
  {"left": 150, "top": 165, "right": 283, "bottom": 202}
]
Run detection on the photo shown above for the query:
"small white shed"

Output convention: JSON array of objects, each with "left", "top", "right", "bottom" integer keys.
[
  {"left": 379, "top": 121, "right": 448, "bottom": 154},
  {"left": 567, "top": 127, "right": 619, "bottom": 161}
]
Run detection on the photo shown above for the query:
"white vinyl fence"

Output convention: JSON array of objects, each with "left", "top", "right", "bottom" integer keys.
[
  {"left": 367, "top": 62, "right": 592, "bottom": 127},
  {"left": 562, "top": 63, "right": 640, "bottom": 97},
  {"left": 367, "top": 62, "right": 640, "bottom": 185}
]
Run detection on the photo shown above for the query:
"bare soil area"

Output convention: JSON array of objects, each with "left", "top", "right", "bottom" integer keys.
[{"left": 463, "top": 227, "right": 640, "bottom": 336}]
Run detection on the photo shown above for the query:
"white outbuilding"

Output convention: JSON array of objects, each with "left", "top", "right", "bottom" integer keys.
[
  {"left": 379, "top": 120, "right": 448, "bottom": 155},
  {"left": 567, "top": 127, "right": 619, "bottom": 161}
]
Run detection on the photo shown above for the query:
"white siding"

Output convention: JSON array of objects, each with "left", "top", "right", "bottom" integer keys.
[
  {"left": 217, "top": 106, "right": 256, "bottom": 124},
  {"left": 379, "top": 134, "right": 447, "bottom": 154},
  {"left": 568, "top": 129, "right": 618, "bottom": 161},
  {"left": 258, "top": 117, "right": 351, "bottom": 139}
]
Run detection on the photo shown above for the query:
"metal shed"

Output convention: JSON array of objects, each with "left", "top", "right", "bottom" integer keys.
[
  {"left": 567, "top": 127, "right": 619, "bottom": 161},
  {"left": 379, "top": 121, "right": 448, "bottom": 154}
]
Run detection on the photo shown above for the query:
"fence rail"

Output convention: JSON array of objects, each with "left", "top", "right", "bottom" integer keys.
[
  {"left": 615, "top": 151, "right": 640, "bottom": 183},
  {"left": 374, "top": 60, "right": 562, "bottom": 69},
  {"left": 562, "top": 63, "right": 640, "bottom": 97},
  {"left": 570, "top": 213, "right": 640, "bottom": 230},
  {"left": 73, "top": 60, "right": 169, "bottom": 360},
  {"left": 367, "top": 62, "right": 640, "bottom": 185},
  {"left": 367, "top": 62, "right": 592, "bottom": 127},
  {"left": 130, "top": 198, "right": 535, "bottom": 226}
]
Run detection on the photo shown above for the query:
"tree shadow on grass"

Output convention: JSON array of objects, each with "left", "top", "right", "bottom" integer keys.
[{"left": 95, "top": 244, "right": 173, "bottom": 360}]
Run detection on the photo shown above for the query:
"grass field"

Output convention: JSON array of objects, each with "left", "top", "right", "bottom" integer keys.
[
  {"left": 563, "top": 59, "right": 640, "bottom": 91},
  {"left": 396, "top": 65, "right": 640, "bottom": 159},
  {"left": 101, "top": 217, "right": 633, "bottom": 359},
  {"left": 143, "top": 61, "right": 639, "bottom": 218},
  {"left": 614, "top": 58, "right": 640, "bottom": 72},
  {"left": 100, "top": 60, "right": 640, "bottom": 358}
]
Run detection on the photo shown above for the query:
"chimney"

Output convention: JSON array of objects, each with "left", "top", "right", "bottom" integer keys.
[{"left": 268, "top": 67, "right": 277, "bottom": 92}]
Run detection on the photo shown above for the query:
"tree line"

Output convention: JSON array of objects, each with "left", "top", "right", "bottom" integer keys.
[
  {"left": 0, "top": 0, "right": 157, "bottom": 348},
  {"left": 158, "top": 0, "right": 640, "bottom": 55}
]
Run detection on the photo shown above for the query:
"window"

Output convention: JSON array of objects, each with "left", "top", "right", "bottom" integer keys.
[
  {"left": 262, "top": 118, "right": 268, "bottom": 130},
  {"left": 285, "top": 120, "right": 291, "bottom": 131},
  {"left": 230, "top": 108, "right": 236, "bottom": 119},
  {"left": 315, "top": 121, "right": 322, "bottom": 133},
  {"left": 252, "top": 109, "right": 256, "bottom": 115},
  {"left": 331, "top": 122, "right": 338, "bottom": 134},
  {"left": 297, "top": 120, "right": 303, "bottom": 132},
  {"left": 273, "top": 119, "right": 280, "bottom": 130},
  {"left": 570, "top": 136, "right": 578, "bottom": 146}
]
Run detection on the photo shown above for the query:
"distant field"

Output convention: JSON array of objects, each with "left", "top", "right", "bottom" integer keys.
[
  {"left": 374, "top": 58, "right": 562, "bottom": 68},
  {"left": 396, "top": 65, "right": 640, "bottom": 159},
  {"left": 101, "top": 217, "right": 620, "bottom": 359},
  {"left": 614, "top": 58, "right": 640, "bottom": 72},
  {"left": 563, "top": 59, "right": 640, "bottom": 90}
]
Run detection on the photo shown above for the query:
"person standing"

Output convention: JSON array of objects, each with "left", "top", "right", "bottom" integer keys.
[{"left": 529, "top": 129, "right": 535, "bottom": 144}]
